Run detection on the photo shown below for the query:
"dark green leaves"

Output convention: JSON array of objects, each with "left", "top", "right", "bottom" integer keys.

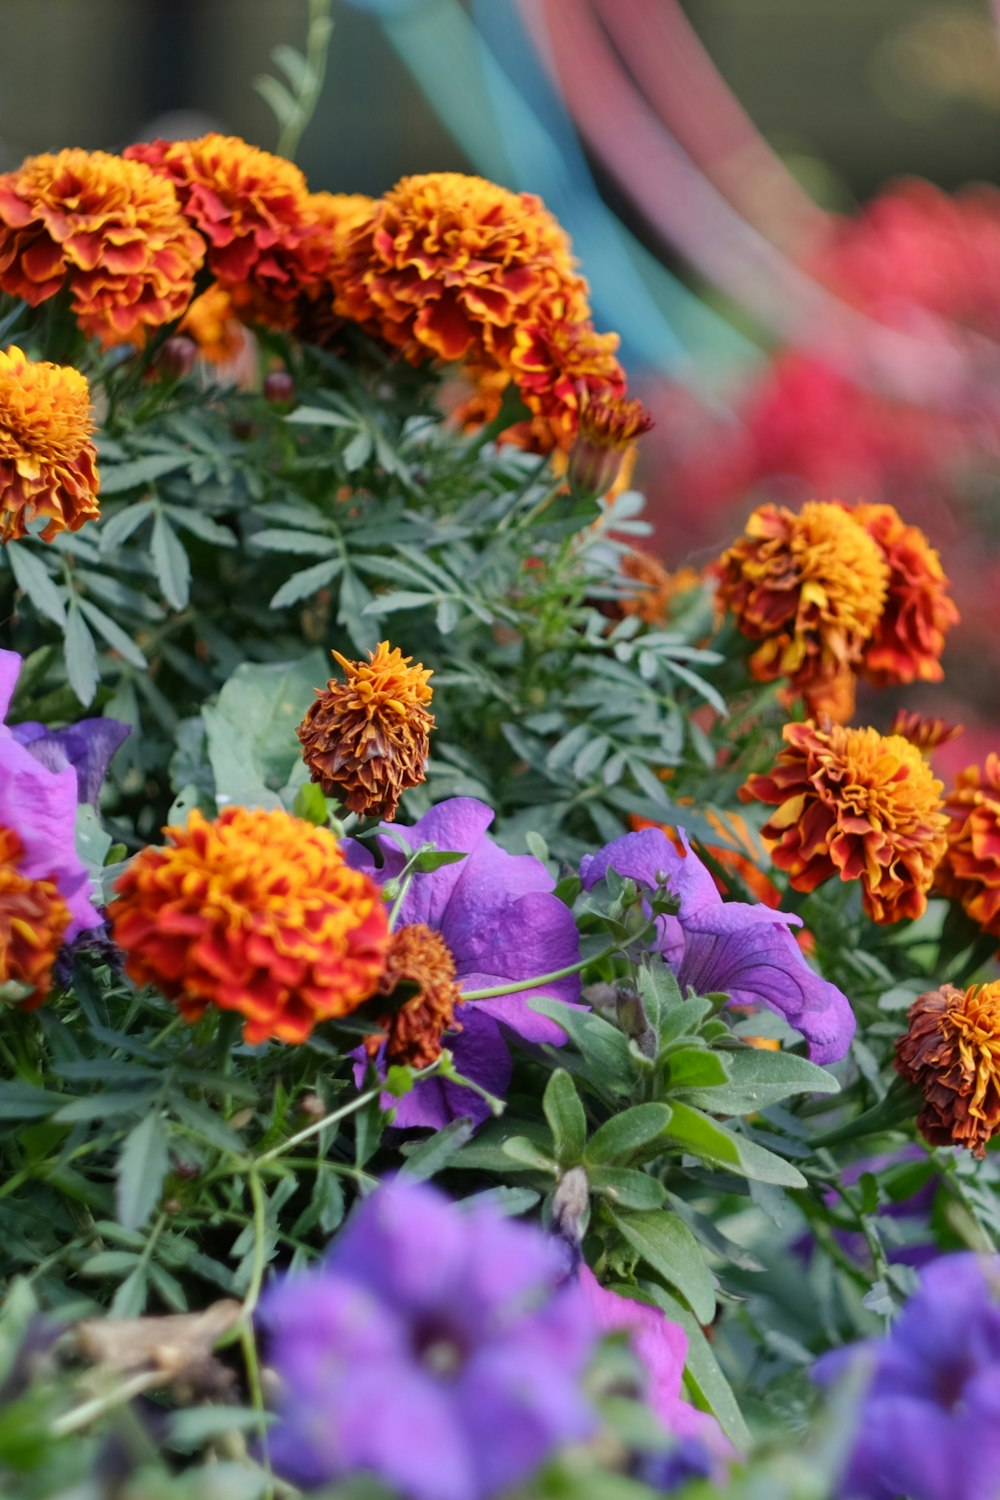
[{"left": 115, "top": 1111, "right": 169, "bottom": 1232}]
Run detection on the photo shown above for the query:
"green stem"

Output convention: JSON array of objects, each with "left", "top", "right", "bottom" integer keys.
[
  {"left": 253, "top": 1085, "right": 384, "bottom": 1168},
  {"left": 275, "top": 0, "right": 334, "bottom": 161},
  {"left": 460, "top": 946, "right": 615, "bottom": 1002}
]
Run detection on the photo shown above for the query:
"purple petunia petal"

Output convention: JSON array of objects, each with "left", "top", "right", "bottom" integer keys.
[{"left": 12, "top": 718, "right": 130, "bottom": 805}]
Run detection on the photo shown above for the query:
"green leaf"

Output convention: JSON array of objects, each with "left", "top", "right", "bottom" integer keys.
[
  {"left": 251, "top": 528, "right": 338, "bottom": 556},
  {"left": 501, "top": 1135, "right": 558, "bottom": 1173},
  {"left": 587, "top": 1166, "right": 667, "bottom": 1210},
  {"left": 77, "top": 597, "right": 147, "bottom": 669},
  {"left": 543, "top": 1070, "right": 587, "bottom": 1165},
  {"left": 663, "top": 1047, "right": 729, "bottom": 1092},
  {"left": 63, "top": 604, "right": 99, "bottom": 705},
  {"left": 98, "top": 498, "right": 156, "bottom": 551},
  {"left": 99, "top": 453, "right": 190, "bottom": 495},
  {"left": 585, "top": 1104, "right": 673, "bottom": 1164},
  {"left": 151, "top": 508, "right": 191, "bottom": 610},
  {"left": 609, "top": 1208, "right": 716, "bottom": 1324},
  {"left": 0, "top": 1082, "right": 66, "bottom": 1119},
  {"left": 411, "top": 848, "right": 468, "bottom": 874},
  {"left": 116, "top": 1110, "right": 169, "bottom": 1231},
  {"left": 6, "top": 543, "right": 65, "bottom": 626},
  {"left": 54, "top": 1088, "right": 159, "bottom": 1123},
  {"left": 528, "top": 998, "right": 635, "bottom": 1095},
  {"left": 284, "top": 406, "right": 356, "bottom": 429},
  {"left": 680, "top": 1046, "right": 841, "bottom": 1114},
  {"left": 203, "top": 652, "right": 326, "bottom": 808},
  {"left": 293, "top": 780, "right": 330, "bottom": 825},
  {"left": 399, "top": 1118, "right": 476, "bottom": 1181},
  {"left": 663, "top": 1101, "right": 807, "bottom": 1187},
  {"left": 270, "top": 558, "right": 342, "bottom": 609},
  {"left": 645, "top": 1282, "right": 752, "bottom": 1450}
]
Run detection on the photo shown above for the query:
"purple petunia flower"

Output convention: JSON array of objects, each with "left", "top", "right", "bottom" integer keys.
[
  {"left": 579, "top": 827, "right": 855, "bottom": 1065},
  {"left": 257, "top": 1178, "right": 597, "bottom": 1500},
  {"left": 346, "top": 798, "right": 582, "bottom": 1128},
  {"left": 0, "top": 650, "right": 101, "bottom": 939},
  {"left": 11, "top": 717, "right": 129, "bottom": 807},
  {"left": 815, "top": 1253, "right": 1000, "bottom": 1500}
]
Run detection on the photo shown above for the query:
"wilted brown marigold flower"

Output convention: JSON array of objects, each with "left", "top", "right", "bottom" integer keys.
[
  {"left": 740, "top": 721, "right": 949, "bottom": 924},
  {"left": 890, "top": 709, "right": 963, "bottom": 755},
  {"left": 0, "top": 346, "right": 100, "bottom": 542},
  {"left": 365, "top": 923, "right": 463, "bottom": 1070},
  {"left": 717, "top": 501, "right": 889, "bottom": 701},
  {"left": 936, "top": 754, "right": 1000, "bottom": 940},
  {"left": 333, "top": 172, "right": 587, "bottom": 365},
  {"left": 895, "top": 981, "right": 1000, "bottom": 1157},
  {"left": 297, "top": 641, "right": 435, "bottom": 821},
  {"left": 0, "top": 148, "right": 203, "bottom": 343},
  {"left": 109, "top": 806, "right": 389, "bottom": 1045},
  {"left": 846, "top": 501, "right": 959, "bottom": 686},
  {"left": 0, "top": 826, "right": 70, "bottom": 1009},
  {"left": 126, "top": 134, "right": 328, "bottom": 328}
]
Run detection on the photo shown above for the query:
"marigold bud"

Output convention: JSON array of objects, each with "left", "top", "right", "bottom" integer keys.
[
  {"left": 568, "top": 394, "right": 653, "bottom": 500},
  {"left": 297, "top": 641, "right": 434, "bottom": 821},
  {"left": 263, "top": 370, "right": 296, "bottom": 410}
]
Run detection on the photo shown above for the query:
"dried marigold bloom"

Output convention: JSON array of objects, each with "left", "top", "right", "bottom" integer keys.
[
  {"left": 716, "top": 501, "right": 890, "bottom": 700},
  {"left": 297, "top": 641, "right": 435, "bottom": 821},
  {"left": 0, "top": 826, "right": 70, "bottom": 1009},
  {"left": 0, "top": 346, "right": 100, "bottom": 542},
  {"left": 740, "top": 721, "right": 949, "bottom": 924},
  {"left": 0, "top": 148, "right": 203, "bottom": 343},
  {"left": 108, "top": 807, "right": 389, "bottom": 1045},
  {"left": 936, "top": 754, "right": 1000, "bottom": 940},
  {"left": 890, "top": 709, "right": 963, "bottom": 755},
  {"left": 895, "top": 982, "right": 1000, "bottom": 1157},
  {"left": 568, "top": 393, "right": 654, "bottom": 499},
  {"left": 126, "top": 134, "right": 328, "bottom": 328},
  {"left": 365, "top": 923, "right": 463, "bottom": 1070},
  {"left": 333, "top": 171, "right": 588, "bottom": 366},
  {"left": 844, "top": 501, "right": 959, "bottom": 686}
]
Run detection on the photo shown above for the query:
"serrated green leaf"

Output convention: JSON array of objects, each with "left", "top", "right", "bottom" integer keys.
[
  {"left": 64, "top": 604, "right": 99, "bottom": 705},
  {"left": 609, "top": 1208, "right": 716, "bottom": 1324},
  {"left": 399, "top": 1118, "right": 475, "bottom": 1181},
  {"left": 270, "top": 557, "right": 342, "bottom": 609},
  {"left": 6, "top": 543, "right": 65, "bottom": 626},
  {"left": 116, "top": 1110, "right": 169, "bottom": 1231},
  {"left": 77, "top": 597, "right": 147, "bottom": 668},
  {"left": 151, "top": 508, "right": 191, "bottom": 610},
  {"left": 99, "top": 454, "right": 189, "bottom": 495}
]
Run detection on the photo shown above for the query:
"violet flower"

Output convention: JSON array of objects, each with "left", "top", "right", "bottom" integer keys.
[
  {"left": 347, "top": 798, "right": 582, "bottom": 1128},
  {"left": 11, "top": 716, "right": 129, "bottom": 806},
  {"left": 815, "top": 1253, "right": 1000, "bottom": 1500},
  {"left": 0, "top": 650, "right": 101, "bottom": 938},
  {"left": 257, "top": 1178, "right": 596, "bottom": 1500},
  {"left": 580, "top": 827, "right": 855, "bottom": 1065}
]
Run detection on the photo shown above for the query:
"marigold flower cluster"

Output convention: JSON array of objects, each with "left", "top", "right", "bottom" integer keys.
[
  {"left": 717, "top": 498, "right": 958, "bottom": 719},
  {"left": 297, "top": 640, "right": 435, "bottom": 821},
  {"left": 0, "top": 825, "right": 70, "bottom": 1009},
  {"left": 741, "top": 721, "right": 949, "bottom": 925},
  {"left": 109, "top": 806, "right": 390, "bottom": 1045},
  {"left": 0, "top": 148, "right": 203, "bottom": 344},
  {"left": 936, "top": 753, "right": 1000, "bottom": 942},
  {"left": 0, "top": 346, "right": 99, "bottom": 541}
]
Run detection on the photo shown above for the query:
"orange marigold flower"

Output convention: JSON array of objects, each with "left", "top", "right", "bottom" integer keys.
[
  {"left": 740, "top": 720, "right": 949, "bottom": 924},
  {"left": 0, "top": 825, "right": 70, "bottom": 1009},
  {"left": 180, "top": 284, "right": 249, "bottom": 366},
  {"left": 0, "top": 148, "right": 203, "bottom": 343},
  {"left": 365, "top": 923, "right": 463, "bottom": 1070},
  {"left": 0, "top": 346, "right": 99, "bottom": 542},
  {"left": 126, "top": 134, "right": 328, "bottom": 328},
  {"left": 297, "top": 641, "right": 435, "bottom": 821},
  {"left": 890, "top": 709, "right": 963, "bottom": 755},
  {"left": 504, "top": 301, "right": 626, "bottom": 451},
  {"left": 716, "top": 501, "right": 889, "bottom": 700},
  {"left": 109, "top": 806, "right": 389, "bottom": 1045},
  {"left": 295, "top": 191, "right": 376, "bottom": 346},
  {"left": 568, "top": 393, "right": 653, "bottom": 499},
  {"left": 895, "top": 981, "right": 1000, "bottom": 1157},
  {"left": 936, "top": 754, "right": 1000, "bottom": 940},
  {"left": 333, "top": 171, "right": 588, "bottom": 365},
  {"left": 846, "top": 501, "right": 959, "bottom": 686},
  {"left": 798, "top": 668, "right": 857, "bottom": 726}
]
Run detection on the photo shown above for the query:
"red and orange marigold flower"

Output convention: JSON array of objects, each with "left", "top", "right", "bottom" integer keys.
[
  {"left": 332, "top": 171, "right": 588, "bottom": 366},
  {"left": 895, "top": 981, "right": 1000, "bottom": 1157},
  {"left": 890, "top": 709, "right": 963, "bottom": 756},
  {"left": 126, "top": 134, "right": 329, "bottom": 329},
  {"left": 0, "top": 148, "right": 203, "bottom": 343},
  {"left": 297, "top": 641, "right": 435, "bottom": 822},
  {"left": 845, "top": 501, "right": 959, "bottom": 686},
  {"left": 0, "top": 825, "right": 70, "bottom": 1009},
  {"left": 740, "top": 721, "right": 949, "bottom": 924},
  {"left": 716, "top": 501, "right": 889, "bottom": 704},
  {"left": 0, "top": 346, "right": 100, "bottom": 542},
  {"left": 568, "top": 392, "right": 654, "bottom": 499},
  {"left": 109, "top": 806, "right": 390, "bottom": 1045},
  {"left": 936, "top": 754, "right": 1000, "bottom": 941}
]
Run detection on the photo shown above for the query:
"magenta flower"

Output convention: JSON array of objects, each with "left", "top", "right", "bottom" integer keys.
[
  {"left": 815, "top": 1254, "right": 1000, "bottom": 1500},
  {"left": 0, "top": 650, "right": 100, "bottom": 938},
  {"left": 579, "top": 827, "right": 855, "bottom": 1064},
  {"left": 347, "top": 798, "right": 582, "bottom": 1128},
  {"left": 257, "top": 1178, "right": 596, "bottom": 1500}
]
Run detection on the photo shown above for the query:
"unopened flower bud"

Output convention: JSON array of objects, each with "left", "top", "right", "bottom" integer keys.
[
  {"left": 568, "top": 393, "right": 653, "bottom": 501},
  {"left": 155, "top": 335, "right": 198, "bottom": 381},
  {"left": 264, "top": 370, "right": 296, "bottom": 411}
]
